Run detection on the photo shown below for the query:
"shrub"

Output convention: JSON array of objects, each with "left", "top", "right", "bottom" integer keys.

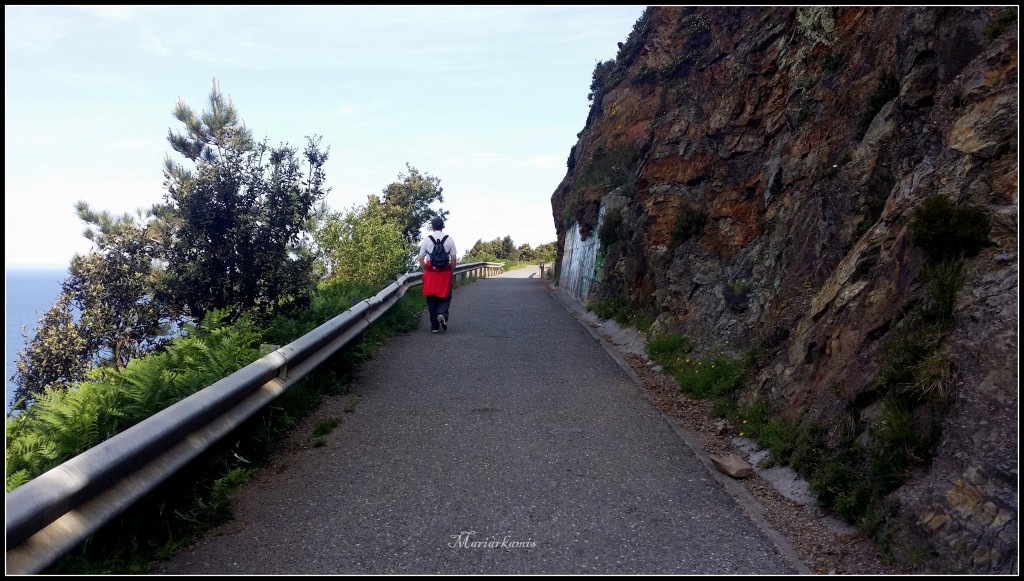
[
  {"left": 865, "top": 395, "right": 937, "bottom": 500},
  {"left": 5, "top": 311, "right": 263, "bottom": 490},
  {"left": 672, "top": 205, "right": 708, "bottom": 246},
  {"left": 752, "top": 417, "right": 799, "bottom": 467},
  {"left": 587, "top": 295, "right": 655, "bottom": 331},
  {"left": 562, "top": 199, "right": 576, "bottom": 229},
  {"left": 588, "top": 295, "right": 628, "bottom": 321},
  {"left": 904, "top": 348, "right": 953, "bottom": 402},
  {"left": 633, "top": 313, "right": 656, "bottom": 334},
  {"left": 856, "top": 71, "right": 899, "bottom": 137},
  {"left": 873, "top": 318, "right": 941, "bottom": 393},
  {"left": 811, "top": 449, "right": 874, "bottom": 523},
  {"left": 916, "top": 258, "right": 965, "bottom": 327},
  {"left": 983, "top": 7, "right": 1018, "bottom": 40},
  {"left": 646, "top": 332, "right": 693, "bottom": 368},
  {"left": 262, "top": 278, "right": 379, "bottom": 345},
  {"left": 788, "top": 421, "right": 831, "bottom": 475},
  {"left": 572, "top": 144, "right": 640, "bottom": 196},
  {"left": 588, "top": 59, "right": 621, "bottom": 104},
  {"left": 615, "top": 7, "right": 655, "bottom": 68},
  {"left": 909, "top": 195, "right": 990, "bottom": 262},
  {"left": 673, "top": 351, "right": 746, "bottom": 399},
  {"left": 821, "top": 51, "right": 843, "bottom": 71},
  {"left": 598, "top": 207, "right": 625, "bottom": 249},
  {"left": 733, "top": 401, "right": 798, "bottom": 467}
]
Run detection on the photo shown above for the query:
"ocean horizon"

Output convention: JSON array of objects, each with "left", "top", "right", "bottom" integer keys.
[{"left": 5, "top": 267, "right": 69, "bottom": 411}]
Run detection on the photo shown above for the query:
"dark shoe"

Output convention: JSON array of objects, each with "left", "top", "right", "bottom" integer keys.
[
  {"left": 437, "top": 314, "right": 447, "bottom": 332},
  {"left": 431, "top": 329, "right": 439, "bottom": 334}
]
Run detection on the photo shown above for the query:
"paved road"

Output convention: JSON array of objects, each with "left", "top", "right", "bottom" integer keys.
[{"left": 156, "top": 267, "right": 804, "bottom": 575}]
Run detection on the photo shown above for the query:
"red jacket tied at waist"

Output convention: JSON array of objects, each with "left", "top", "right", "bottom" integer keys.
[{"left": 422, "top": 263, "right": 452, "bottom": 298}]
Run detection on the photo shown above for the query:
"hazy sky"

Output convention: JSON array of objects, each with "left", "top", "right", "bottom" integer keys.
[{"left": 5, "top": 5, "right": 647, "bottom": 269}]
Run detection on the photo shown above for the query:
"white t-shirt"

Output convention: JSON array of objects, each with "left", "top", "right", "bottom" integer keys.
[{"left": 418, "top": 230, "right": 457, "bottom": 263}]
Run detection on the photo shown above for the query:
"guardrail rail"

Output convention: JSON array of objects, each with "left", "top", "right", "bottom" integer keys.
[{"left": 5, "top": 262, "right": 505, "bottom": 574}]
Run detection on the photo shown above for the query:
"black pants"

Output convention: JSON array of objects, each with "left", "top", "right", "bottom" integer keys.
[{"left": 427, "top": 295, "right": 451, "bottom": 331}]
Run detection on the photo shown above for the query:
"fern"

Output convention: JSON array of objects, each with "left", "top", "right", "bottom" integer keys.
[
  {"left": 5, "top": 311, "right": 262, "bottom": 486},
  {"left": 6, "top": 469, "right": 31, "bottom": 492}
]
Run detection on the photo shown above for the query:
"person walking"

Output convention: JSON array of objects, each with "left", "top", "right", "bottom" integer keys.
[{"left": 418, "top": 217, "right": 457, "bottom": 333}]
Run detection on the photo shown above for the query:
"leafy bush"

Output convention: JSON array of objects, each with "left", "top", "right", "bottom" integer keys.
[
  {"left": 572, "top": 144, "right": 641, "bottom": 196},
  {"left": 673, "top": 352, "right": 746, "bottom": 399},
  {"left": 873, "top": 318, "right": 941, "bottom": 393},
  {"left": 646, "top": 333, "right": 694, "bottom": 368},
  {"left": 313, "top": 203, "right": 413, "bottom": 289},
  {"left": 787, "top": 421, "right": 831, "bottom": 476},
  {"left": 598, "top": 207, "right": 625, "bottom": 249},
  {"left": 562, "top": 202, "right": 576, "bottom": 229},
  {"left": 209, "top": 466, "right": 253, "bottom": 517},
  {"left": 916, "top": 258, "right": 965, "bottom": 327},
  {"left": 633, "top": 313, "right": 656, "bottom": 334},
  {"left": 672, "top": 205, "right": 708, "bottom": 246},
  {"left": 909, "top": 195, "right": 990, "bottom": 262},
  {"left": 866, "top": 395, "right": 934, "bottom": 492},
  {"left": 983, "top": 7, "right": 1017, "bottom": 40},
  {"left": 262, "top": 278, "right": 379, "bottom": 346},
  {"left": 588, "top": 295, "right": 628, "bottom": 321},
  {"left": 588, "top": 59, "right": 619, "bottom": 104},
  {"left": 856, "top": 71, "right": 899, "bottom": 137},
  {"left": 615, "top": 7, "right": 655, "bottom": 68},
  {"left": 6, "top": 310, "right": 262, "bottom": 491},
  {"left": 821, "top": 50, "right": 843, "bottom": 71},
  {"left": 587, "top": 294, "right": 656, "bottom": 331},
  {"left": 733, "top": 400, "right": 799, "bottom": 467},
  {"left": 809, "top": 445, "right": 873, "bottom": 523}
]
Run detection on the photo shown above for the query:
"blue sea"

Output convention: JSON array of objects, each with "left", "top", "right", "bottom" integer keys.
[{"left": 5, "top": 268, "right": 68, "bottom": 412}]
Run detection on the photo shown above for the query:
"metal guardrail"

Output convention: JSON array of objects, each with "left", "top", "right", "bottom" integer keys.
[{"left": 4, "top": 262, "right": 505, "bottom": 574}]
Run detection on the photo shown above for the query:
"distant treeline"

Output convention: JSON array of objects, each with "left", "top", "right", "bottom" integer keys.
[{"left": 463, "top": 236, "right": 556, "bottom": 264}]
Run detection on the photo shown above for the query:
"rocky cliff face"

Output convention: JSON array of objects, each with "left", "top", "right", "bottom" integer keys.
[{"left": 551, "top": 7, "right": 1017, "bottom": 574}]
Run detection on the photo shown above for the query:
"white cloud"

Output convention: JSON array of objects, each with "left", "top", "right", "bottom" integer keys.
[
  {"left": 5, "top": 5, "right": 645, "bottom": 268},
  {"left": 523, "top": 154, "right": 565, "bottom": 169}
]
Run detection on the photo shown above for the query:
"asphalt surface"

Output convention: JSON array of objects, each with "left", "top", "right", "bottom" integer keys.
[{"left": 155, "top": 267, "right": 804, "bottom": 575}]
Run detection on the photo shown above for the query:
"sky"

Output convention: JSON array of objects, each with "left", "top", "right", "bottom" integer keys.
[{"left": 4, "top": 5, "right": 648, "bottom": 269}]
